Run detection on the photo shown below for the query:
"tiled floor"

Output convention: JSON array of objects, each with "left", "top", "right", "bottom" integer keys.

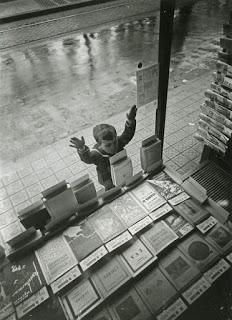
[{"left": 0, "top": 72, "right": 211, "bottom": 221}]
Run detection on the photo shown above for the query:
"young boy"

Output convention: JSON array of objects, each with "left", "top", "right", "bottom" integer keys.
[{"left": 69, "top": 105, "right": 137, "bottom": 190}]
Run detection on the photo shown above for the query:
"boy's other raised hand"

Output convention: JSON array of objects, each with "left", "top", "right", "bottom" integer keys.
[
  {"left": 69, "top": 136, "right": 85, "bottom": 149},
  {"left": 127, "top": 105, "right": 137, "bottom": 121}
]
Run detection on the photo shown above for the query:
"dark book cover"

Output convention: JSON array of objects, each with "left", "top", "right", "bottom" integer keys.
[
  {"left": 63, "top": 220, "right": 103, "bottom": 261},
  {"left": 148, "top": 171, "right": 183, "bottom": 200},
  {"left": 164, "top": 211, "right": 194, "bottom": 238},
  {"left": 135, "top": 266, "right": 178, "bottom": 315},
  {"left": 3, "top": 252, "right": 46, "bottom": 306},
  {"left": 206, "top": 223, "right": 232, "bottom": 254}
]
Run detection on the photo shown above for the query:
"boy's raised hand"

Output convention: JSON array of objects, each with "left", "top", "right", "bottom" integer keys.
[
  {"left": 69, "top": 136, "right": 85, "bottom": 149},
  {"left": 127, "top": 105, "right": 137, "bottom": 121}
]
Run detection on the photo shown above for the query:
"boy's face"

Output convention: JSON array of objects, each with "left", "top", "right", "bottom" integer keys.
[{"left": 99, "top": 138, "right": 118, "bottom": 155}]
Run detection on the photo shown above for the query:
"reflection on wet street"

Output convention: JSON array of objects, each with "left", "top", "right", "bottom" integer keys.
[{"left": 0, "top": 0, "right": 231, "bottom": 165}]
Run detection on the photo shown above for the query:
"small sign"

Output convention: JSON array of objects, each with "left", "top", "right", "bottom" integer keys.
[
  {"left": 129, "top": 216, "right": 153, "bottom": 235},
  {"left": 149, "top": 203, "right": 173, "bottom": 221},
  {"left": 80, "top": 246, "right": 108, "bottom": 271},
  {"left": 168, "top": 192, "right": 190, "bottom": 206},
  {"left": 51, "top": 266, "right": 81, "bottom": 294},
  {"left": 179, "top": 223, "right": 194, "bottom": 236},
  {"left": 157, "top": 298, "right": 187, "bottom": 320},
  {"left": 204, "top": 259, "right": 230, "bottom": 284},
  {"left": 105, "top": 231, "right": 132, "bottom": 252},
  {"left": 182, "top": 277, "right": 210, "bottom": 304},
  {"left": 16, "top": 287, "right": 49, "bottom": 319},
  {"left": 196, "top": 216, "right": 217, "bottom": 234}
]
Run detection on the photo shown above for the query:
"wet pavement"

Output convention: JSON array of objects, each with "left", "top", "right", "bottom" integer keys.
[{"left": 0, "top": 0, "right": 231, "bottom": 171}]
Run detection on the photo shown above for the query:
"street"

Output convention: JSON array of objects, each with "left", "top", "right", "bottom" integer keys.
[{"left": 0, "top": 0, "right": 231, "bottom": 167}]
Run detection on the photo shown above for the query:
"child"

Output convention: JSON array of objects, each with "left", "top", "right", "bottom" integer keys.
[{"left": 69, "top": 105, "right": 137, "bottom": 190}]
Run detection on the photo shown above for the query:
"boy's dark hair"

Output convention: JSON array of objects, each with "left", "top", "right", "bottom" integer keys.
[{"left": 93, "top": 124, "right": 117, "bottom": 143}]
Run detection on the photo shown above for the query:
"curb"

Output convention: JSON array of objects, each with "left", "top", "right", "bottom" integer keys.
[{"left": 0, "top": 0, "right": 117, "bottom": 24}]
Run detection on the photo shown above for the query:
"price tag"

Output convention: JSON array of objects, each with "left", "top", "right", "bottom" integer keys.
[
  {"left": 80, "top": 246, "right": 108, "bottom": 271},
  {"left": 149, "top": 203, "right": 173, "bottom": 221},
  {"left": 157, "top": 298, "right": 187, "bottom": 320},
  {"left": 129, "top": 216, "right": 153, "bottom": 235},
  {"left": 196, "top": 216, "right": 217, "bottom": 234},
  {"left": 226, "top": 251, "right": 232, "bottom": 264},
  {"left": 182, "top": 277, "right": 210, "bottom": 304},
  {"left": 179, "top": 223, "right": 194, "bottom": 236},
  {"left": 105, "top": 231, "right": 132, "bottom": 252},
  {"left": 168, "top": 192, "right": 190, "bottom": 206},
  {"left": 51, "top": 266, "right": 81, "bottom": 293},
  {"left": 16, "top": 287, "right": 49, "bottom": 319},
  {"left": 204, "top": 259, "right": 230, "bottom": 284}
]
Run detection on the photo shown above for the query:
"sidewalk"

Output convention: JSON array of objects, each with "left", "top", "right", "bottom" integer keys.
[{"left": 0, "top": 71, "right": 211, "bottom": 217}]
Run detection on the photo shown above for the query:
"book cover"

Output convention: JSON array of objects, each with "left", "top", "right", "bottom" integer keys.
[
  {"left": 206, "top": 223, "right": 232, "bottom": 254},
  {"left": 178, "top": 233, "right": 220, "bottom": 272},
  {"left": 164, "top": 211, "right": 194, "bottom": 238},
  {"left": 168, "top": 192, "right": 190, "bottom": 206},
  {"left": 91, "top": 255, "right": 131, "bottom": 298},
  {"left": 3, "top": 252, "right": 46, "bottom": 306},
  {"left": 35, "top": 235, "right": 77, "bottom": 284},
  {"left": 60, "top": 278, "right": 102, "bottom": 320},
  {"left": 159, "top": 248, "right": 201, "bottom": 291},
  {"left": 199, "top": 112, "right": 232, "bottom": 137},
  {"left": 205, "top": 98, "right": 232, "bottom": 120},
  {"left": 140, "top": 221, "right": 178, "bottom": 255},
  {"left": 140, "top": 136, "right": 162, "bottom": 172},
  {"left": 109, "top": 287, "right": 152, "bottom": 320},
  {"left": 135, "top": 267, "right": 178, "bottom": 315},
  {"left": 111, "top": 157, "right": 133, "bottom": 187},
  {"left": 87, "top": 207, "right": 126, "bottom": 243},
  {"left": 130, "top": 182, "right": 166, "bottom": 213},
  {"left": 174, "top": 199, "right": 210, "bottom": 225},
  {"left": 0, "top": 268, "right": 14, "bottom": 320},
  {"left": 63, "top": 219, "right": 103, "bottom": 261},
  {"left": 109, "top": 193, "right": 148, "bottom": 228},
  {"left": 120, "top": 238, "right": 157, "bottom": 277},
  {"left": 148, "top": 171, "right": 183, "bottom": 200},
  {"left": 149, "top": 203, "right": 173, "bottom": 222}
]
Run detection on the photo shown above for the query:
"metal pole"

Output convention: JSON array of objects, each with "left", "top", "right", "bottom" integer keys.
[{"left": 155, "top": 0, "right": 175, "bottom": 152}]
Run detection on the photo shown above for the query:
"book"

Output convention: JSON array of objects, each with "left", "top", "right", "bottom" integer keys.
[
  {"left": 198, "top": 119, "right": 229, "bottom": 145},
  {"left": 194, "top": 130, "right": 226, "bottom": 155},
  {"left": 130, "top": 182, "right": 166, "bottom": 213},
  {"left": 3, "top": 252, "right": 46, "bottom": 306},
  {"left": 71, "top": 174, "right": 97, "bottom": 204},
  {"left": 201, "top": 101, "right": 232, "bottom": 129},
  {"left": 196, "top": 216, "right": 218, "bottom": 234},
  {"left": 178, "top": 233, "right": 220, "bottom": 272},
  {"left": 181, "top": 177, "right": 208, "bottom": 204},
  {"left": 0, "top": 267, "right": 14, "bottom": 320},
  {"left": 35, "top": 235, "right": 77, "bottom": 284},
  {"left": 164, "top": 211, "right": 194, "bottom": 238},
  {"left": 120, "top": 238, "right": 157, "bottom": 277},
  {"left": 204, "top": 98, "right": 232, "bottom": 121},
  {"left": 135, "top": 267, "right": 178, "bottom": 315},
  {"left": 148, "top": 171, "right": 183, "bottom": 200},
  {"left": 199, "top": 112, "right": 232, "bottom": 137},
  {"left": 109, "top": 287, "right": 152, "bottom": 320},
  {"left": 91, "top": 255, "right": 131, "bottom": 298},
  {"left": 159, "top": 248, "right": 201, "bottom": 291},
  {"left": 211, "top": 82, "right": 232, "bottom": 103},
  {"left": 212, "top": 72, "right": 232, "bottom": 91},
  {"left": 174, "top": 199, "right": 210, "bottom": 225},
  {"left": 196, "top": 127, "right": 227, "bottom": 154},
  {"left": 63, "top": 219, "right": 103, "bottom": 261},
  {"left": 79, "top": 246, "right": 108, "bottom": 271},
  {"left": 87, "top": 206, "right": 126, "bottom": 243},
  {"left": 105, "top": 231, "right": 132, "bottom": 252},
  {"left": 156, "top": 298, "right": 187, "bottom": 320},
  {"left": 149, "top": 203, "right": 173, "bottom": 221},
  {"left": 205, "top": 223, "right": 232, "bottom": 254},
  {"left": 60, "top": 278, "right": 102, "bottom": 320},
  {"left": 109, "top": 192, "right": 148, "bottom": 228},
  {"left": 110, "top": 150, "right": 133, "bottom": 186},
  {"left": 140, "top": 135, "right": 162, "bottom": 173},
  {"left": 140, "top": 221, "right": 178, "bottom": 255}
]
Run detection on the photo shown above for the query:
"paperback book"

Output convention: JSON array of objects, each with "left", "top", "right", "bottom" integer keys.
[
  {"left": 199, "top": 112, "right": 232, "bottom": 138},
  {"left": 148, "top": 171, "right": 183, "bottom": 200},
  {"left": 135, "top": 266, "right": 178, "bottom": 315},
  {"left": 178, "top": 233, "right": 220, "bottom": 272},
  {"left": 0, "top": 267, "right": 14, "bottom": 320},
  {"left": 87, "top": 207, "right": 126, "bottom": 243},
  {"left": 140, "top": 221, "right": 178, "bottom": 255},
  {"left": 110, "top": 150, "right": 133, "bottom": 186},
  {"left": 159, "top": 248, "right": 201, "bottom": 291},
  {"left": 205, "top": 98, "right": 232, "bottom": 121},
  {"left": 130, "top": 182, "right": 166, "bottom": 213},
  {"left": 63, "top": 219, "right": 103, "bottom": 261},
  {"left": 60, "top": 278, "right": 102, "bottom": 320},
  {"left": 164, "top": 212, "right": 194, "bottom": 238},
  {"left": 91, "top": 255, "right": 131, "bottom": 298},
  {"left": 205, "top": 223, "right": 232, "bottom": 254},
  {"left": 35, "top": 235, "right": 77, "bottom": 284},
  {"left": 109, "top": 287, "right": 152, "bottom": 320},
  {"left": 3, "top": 252, "right": 46, "bottom": 306},
  {"left": 120, "top": 238, "right": 157, "bottom": 277},
  {"left": 174, "top": 199, "right": 210, "bottom": 225}
]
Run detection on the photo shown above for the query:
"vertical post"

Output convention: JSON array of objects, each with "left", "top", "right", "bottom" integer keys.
[{"left": 155, "top": 0, "right": 175, "bottom": 152}]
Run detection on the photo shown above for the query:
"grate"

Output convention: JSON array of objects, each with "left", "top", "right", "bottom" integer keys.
[
  {"left": 34, "top": 0, "right": 56, "bottom": 8},
  {"left": 191, "top": 161, "right": 232, "bottom": 214}
]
